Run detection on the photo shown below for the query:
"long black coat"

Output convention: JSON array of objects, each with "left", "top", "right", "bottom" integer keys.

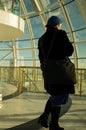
[{"left": 38, "top": 27, "right": 75, "bottom": 95}]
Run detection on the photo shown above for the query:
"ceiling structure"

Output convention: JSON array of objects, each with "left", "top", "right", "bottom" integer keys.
[{"left": 0, "top": 0, "right": 86, "bottom": 68}]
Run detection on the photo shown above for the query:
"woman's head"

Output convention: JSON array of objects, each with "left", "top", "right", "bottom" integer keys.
[{"left": 46, "top": 16, "right": 62, "bottom": 30}]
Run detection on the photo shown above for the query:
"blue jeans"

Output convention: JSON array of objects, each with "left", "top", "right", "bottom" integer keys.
[{"left": 49, "top": 94, "right": 69, "bottom": 106}]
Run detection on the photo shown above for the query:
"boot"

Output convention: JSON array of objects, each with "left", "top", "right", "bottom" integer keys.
[
  {"left": 49, "top": 106, "right": 64, "bottom": 130},
  {"left": 38, "top": 99, "right": 51, "bottom": 128}
]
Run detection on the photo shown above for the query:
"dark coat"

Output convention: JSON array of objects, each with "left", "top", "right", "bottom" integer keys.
[{"left": 38, "top": 27, "right": 75, "bottom": 95}]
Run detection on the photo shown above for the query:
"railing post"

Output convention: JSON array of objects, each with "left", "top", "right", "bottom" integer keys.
[
  {"left": 18, "top": 67, "right": 21, "bottom": 94},
  {"left": 22, "top": 68, "right": 25, "bottom": 89},
  {"left": 79, "top": 70, "right": 83, "bottom": 96}
]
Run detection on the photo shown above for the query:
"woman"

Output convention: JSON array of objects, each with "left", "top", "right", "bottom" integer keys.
[{"left": 38, "top": 16, "right": 75, "bottom": 130}]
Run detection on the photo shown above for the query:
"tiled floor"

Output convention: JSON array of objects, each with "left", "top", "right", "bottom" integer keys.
[
  {"left": 0, "top": 84, "right": 86, "bottom": 130},
  {"left": 60, "top": 95, "right": 86, "bottom": 130}
]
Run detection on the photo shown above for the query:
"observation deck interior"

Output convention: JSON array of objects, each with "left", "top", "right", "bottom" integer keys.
[{"left": 0, "top": 0, "right": 86, "bottom": 130}]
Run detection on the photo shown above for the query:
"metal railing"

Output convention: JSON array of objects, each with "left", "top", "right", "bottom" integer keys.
[{"left": 0, "top": 66, "right": 86, "bottom": 96}]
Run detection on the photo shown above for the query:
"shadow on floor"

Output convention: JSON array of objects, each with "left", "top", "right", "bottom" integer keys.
[
  {"left": 3, "top": 90, "right": 19, "bottom": 100},
  {"left": 5, "top": 96, "right": 72, "bottom": 130},
  {"left": 3, "top": 87, "right": 27, "bottom": 100},
  {"left": 6, "top": 118, "right": 41, "bottom": 130}
]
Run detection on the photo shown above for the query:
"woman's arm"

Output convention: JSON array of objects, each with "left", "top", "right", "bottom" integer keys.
[{"left": 62, "top": 30, "right": 74, "bottom": 56}]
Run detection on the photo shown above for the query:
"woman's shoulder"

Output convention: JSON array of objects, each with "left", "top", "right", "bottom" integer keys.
[
  {"left": 39, "top": 32, "right": 47, "bottom": 41},
  {"left": 57, "top": 30, "right": 68, "bottom": 38},
  {"left": 58, "top": 29, "right": 66, "bottom": 34}
]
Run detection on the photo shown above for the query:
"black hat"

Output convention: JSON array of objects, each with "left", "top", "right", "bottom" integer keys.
[{"left": 47, "top": 16, "right": 62, "bottom": 27}]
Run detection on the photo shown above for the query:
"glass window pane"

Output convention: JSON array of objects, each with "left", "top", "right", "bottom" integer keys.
[
  {"left": 65, "top": 1, "right": 86, "bottom": 30},
  {"left": 76, "top": 43, "right": 86, "bottom": 68},
  {"left": 30, "top": 16, "right": 45, "bottom": 38},
  {"left": 23, "top": 0, "right": 34, "bottom": 12},
  {"left": 74, "top": 29, "right": 86, "bottom": 42}
]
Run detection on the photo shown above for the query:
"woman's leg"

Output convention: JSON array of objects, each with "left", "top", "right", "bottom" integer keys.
[
  {"left": 49, "top": 105, "right": 64, "bottom": 130},
  {"left": 38, "top": 98, "right": 51, "bottom": 128},
  {"left": 49, "top": 95, "right": 69, "bottom": 130}
]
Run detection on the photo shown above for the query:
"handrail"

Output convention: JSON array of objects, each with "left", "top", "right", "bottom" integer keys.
[
  {"left": 0, "top": 66, "right": 86, "bottom": 95},
  {"left": 20, "top": 69, "right": 40, "bottom": 92}
]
